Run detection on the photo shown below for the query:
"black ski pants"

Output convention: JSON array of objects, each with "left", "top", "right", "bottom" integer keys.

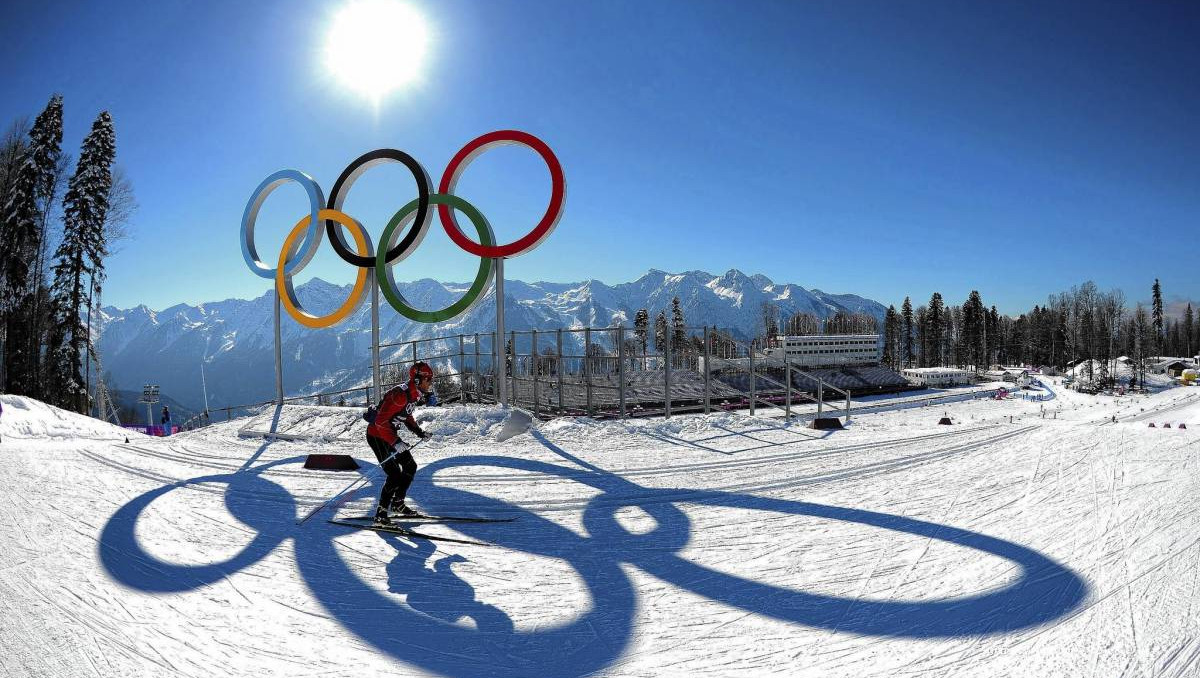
[{"left": 367, "top": 434, "right": 417, "bottom": 510}]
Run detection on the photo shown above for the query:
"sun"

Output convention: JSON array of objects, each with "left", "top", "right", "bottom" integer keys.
[{"left": 324, "top": 0, "right": 430, "bottom": 104}]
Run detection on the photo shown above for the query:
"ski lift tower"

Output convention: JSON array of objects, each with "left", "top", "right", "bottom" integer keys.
[{"left": 140, "top": 384, "right": 160, "bottom": 429}]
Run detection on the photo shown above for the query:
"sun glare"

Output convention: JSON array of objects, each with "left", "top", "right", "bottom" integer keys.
[{"left": 324, "top": 0, "right": 430, "bottom": 104}]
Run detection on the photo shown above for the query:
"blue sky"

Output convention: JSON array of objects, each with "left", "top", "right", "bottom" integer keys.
[{"left": 1, "top": 0, "right": 1197, "bottom": 315}]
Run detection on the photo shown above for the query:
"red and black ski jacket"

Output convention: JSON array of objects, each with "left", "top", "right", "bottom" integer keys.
[{"left": 367, "top": 382, "right": 427, "bottom": 446}]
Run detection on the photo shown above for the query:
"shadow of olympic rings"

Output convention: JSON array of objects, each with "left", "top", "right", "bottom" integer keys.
[{"left": 98, "top": 448, "right": 1088, "bottom": 677}]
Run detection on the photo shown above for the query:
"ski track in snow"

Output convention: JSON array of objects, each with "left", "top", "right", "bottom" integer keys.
[{"left": 1, "top": 384, "right": 1199, "bottom": 677}]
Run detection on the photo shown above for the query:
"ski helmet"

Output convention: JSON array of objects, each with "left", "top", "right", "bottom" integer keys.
[{"left": 409, "top": 362, "right": 434, "bottom": 383}]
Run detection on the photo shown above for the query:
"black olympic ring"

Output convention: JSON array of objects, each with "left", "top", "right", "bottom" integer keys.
[{"left": 325, "top": 148, "right": 432, "bottom": 268}]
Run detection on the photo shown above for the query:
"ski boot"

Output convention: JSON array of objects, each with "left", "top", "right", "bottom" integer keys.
[
  {"left": 390, "top": 501, "right": 421, "bottom": 519},
  {"left": 373, "top": 504, "right": 393, "bottom": 526}
]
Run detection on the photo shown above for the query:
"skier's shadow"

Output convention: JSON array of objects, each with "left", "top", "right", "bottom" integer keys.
[{"left": 379, "top": 534, "right": 513, "bottom": 634}]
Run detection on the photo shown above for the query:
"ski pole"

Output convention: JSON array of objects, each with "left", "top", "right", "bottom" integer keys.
[{"left": 296, "top": 439, "right": 426, "bottom": 526}]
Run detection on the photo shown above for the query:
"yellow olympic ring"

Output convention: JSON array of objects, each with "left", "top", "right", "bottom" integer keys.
[{"left": 275, "top": 209, "right": 372, "bottom": 329}]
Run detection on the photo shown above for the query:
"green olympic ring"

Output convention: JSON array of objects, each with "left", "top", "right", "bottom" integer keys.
[{"left": 376, "top": 193, "right": 496, "bottom": 323}]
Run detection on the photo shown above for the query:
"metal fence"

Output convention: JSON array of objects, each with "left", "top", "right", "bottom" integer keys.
[
  {"left": 189, "top": 325, "right": 862, "bottom": 430},
  {"left": 496, "top": 325, "right": 852, "bottom": 422}
]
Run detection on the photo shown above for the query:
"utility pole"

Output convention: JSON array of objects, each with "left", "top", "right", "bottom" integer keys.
[{"left": 201, "top": 362, "right": 210, "bottom": 415}]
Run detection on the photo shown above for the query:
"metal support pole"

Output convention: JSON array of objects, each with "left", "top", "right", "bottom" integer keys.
[
  {"left": 371, "top": 278, "right": 381, "bottom": 402},
  {"left": 665, "top": 333, "right": 672, "bottom": 418},
  {"left": 459, "top": 335, "right": 465, "bottom": 402},
  {"left": 532, "top": 329, "right": 539, "bottom": 418},
  {"left": 845, "top": 388, "right": 851, "bottom": 423},
  {"left": 510, "top": 330, "right": 517, "bottom": 408},
  {"left": 618, "top": 326, "right": 626, "bottom": 419},
  {"left": 495, "top": 257, "right": 506, "bottom": 406},
  {"left": 785, "top": 359, "right": 792, "bottom": 419},
  {"left": 274, "top": 289, "right": 283, "bottom": 404},
  {"left": 703, "top": 326, "right": 711, "bottom": 414},
  {"left": 474, "top": 333, "right": 480, "bottom": 401},
  {"left": 557, "top": 328, "right": 564, "bottom": 413},
  {"left": 201, "top": 362, "right": 210, "bottom": 415},
  {"left": 748, "top": 342, "right": 755, "bottom": 416},
  {"left": 585, "top": 328, "right": 593, "bottom": 416},
  {"left": 411, "top": 339, "right": 417, "bottom": 367},
  {"left": 817, "top": 380, "right": 824, "bottom": 418}
]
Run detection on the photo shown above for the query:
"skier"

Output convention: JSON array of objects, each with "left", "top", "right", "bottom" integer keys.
[
  {"left": 161, "top": 405, "right": 171, "bottom": 437},
  {"left": 367, "top": 362, "right": 437, "bottom": 525}
]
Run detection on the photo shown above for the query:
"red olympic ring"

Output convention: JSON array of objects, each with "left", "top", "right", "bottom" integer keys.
[{"left": 437, "top": 130, "right": 566, "bottom": 259}]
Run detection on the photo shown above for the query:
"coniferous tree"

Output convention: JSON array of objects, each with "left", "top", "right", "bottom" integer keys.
[
  {"left": 0, "top": 119, "right": 29, "bottom": 391},
  {"left": 1185, "top": 304, "right": 1194, "bottom": 358},
  {"left": 671, "top": 296, "right": 686, "bottom": 356},
  {"left": 927, "top": 292, "right": 945, "bottom": 367},
  {"left": 901, "top": 297, "right": 914, "bottom": 368},
  {"left": 962, "top": 291, "right": 985, "bottom": 369},
  {"left": 989, "top": 306, "right": 1001, "bottom": 368},
  {"left": 633, "top": 308, "right": 649, "bottom": 367},
  {"left": 883, "top": 305, "right": 898, "bottom": 369},
  {"left": 915, "top": 306, "right": 929, "bottom": 367},
  {"left": 83, "top": 168, "right": 137, "bottom": 405},
  {"left": 1152, "top": 279, "right": 1164, "bottom": 357},
  {"left": 654, "top": 310, "right": 668, "bottom": 357},
  {"left": 1, "top": 95, "right": 63, "bottom": 396},
  {"left": 949, "top": 305, "right": 964, "bottom": 368},
  {"left": 48, "top": 111, "right": 115, "bottom": 412}
]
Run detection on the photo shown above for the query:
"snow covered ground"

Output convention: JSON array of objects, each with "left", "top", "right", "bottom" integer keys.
[{"left": 2, "top": 383, "right": 1200, "bottom": 677}]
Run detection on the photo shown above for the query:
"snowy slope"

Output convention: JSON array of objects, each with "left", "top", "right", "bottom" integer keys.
[{"left": 2, "top": 387, "right": 1199, "bottom": 677}]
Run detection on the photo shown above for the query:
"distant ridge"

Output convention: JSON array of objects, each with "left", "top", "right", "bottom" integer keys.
[{"left": 97, "top": 269, "right": 886, "bottom": 411}]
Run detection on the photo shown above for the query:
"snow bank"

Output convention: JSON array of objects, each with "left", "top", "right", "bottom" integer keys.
[{"left": 0, "top": 394, "right": 129, "bottom": 440}]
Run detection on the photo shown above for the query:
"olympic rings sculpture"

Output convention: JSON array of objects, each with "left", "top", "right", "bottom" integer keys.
[{"left": 240, "top": 130, "right": 565, "bottom": 326}]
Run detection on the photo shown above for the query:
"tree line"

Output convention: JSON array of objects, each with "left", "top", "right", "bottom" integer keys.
[
  {"left": 0, "top": 95, "right": 134, "bottom": 412},
  {"left": 875, "top": 279, "right": 1195, "bottom": 387}
]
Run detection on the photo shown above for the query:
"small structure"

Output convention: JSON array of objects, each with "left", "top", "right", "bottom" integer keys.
[
  {"left": 1165, "top": 361, "right": 1191, "bottom": 378},
  {"left": 901, "top": 367, "right": 973, "bottom": 387},
  {"left": 981, "top": 367, "right": 1032, "bottom": 385},
  {"left": 1148, "top": 358, "right": 1195, "bottom": 377}
]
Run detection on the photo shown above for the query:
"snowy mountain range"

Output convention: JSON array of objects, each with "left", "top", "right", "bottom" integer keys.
[{"left": 96, "top": 269, "right": 886, "bottom": 412}]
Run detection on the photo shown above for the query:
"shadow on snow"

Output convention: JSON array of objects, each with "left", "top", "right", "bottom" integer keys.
[{"left": 98, "top": 434, "right": 1088, "bottom": 677}]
